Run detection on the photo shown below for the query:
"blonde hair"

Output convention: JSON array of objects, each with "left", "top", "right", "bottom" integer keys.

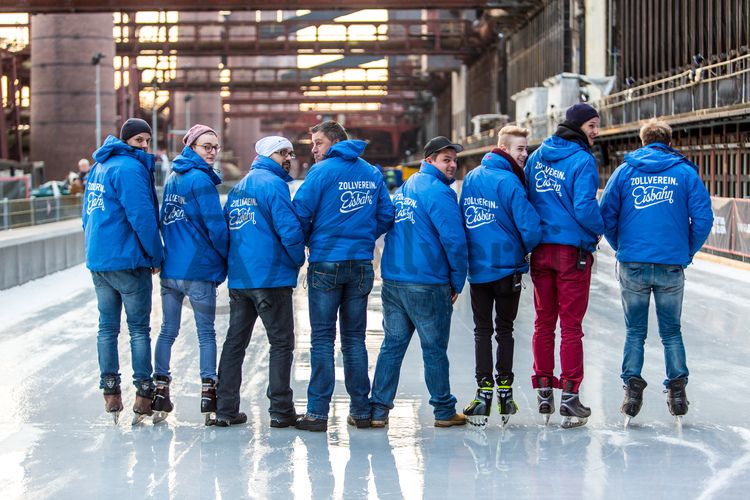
[
  {"left": 497, "top": 126, "right": 529, "bottom": 148},
  {"left": 639, "top": 118, "right": 672, "bottom": 145}
]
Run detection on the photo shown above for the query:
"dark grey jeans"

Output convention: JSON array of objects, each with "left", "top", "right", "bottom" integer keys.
[{"left": 216, "top": 287, "right": 296, "bottom": 420}]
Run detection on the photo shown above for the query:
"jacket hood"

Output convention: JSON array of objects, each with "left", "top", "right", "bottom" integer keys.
[
  {"left": 624, "top": 143, "right": 694, "bottom": 173},
  {"left": 171, "top": 145, "right": 222, "bottom": 184},
  {"left": 538, "top": 133, "right": 589, "bottom": 163},
  {"left": 419, "top": 161, "right": 455, "bottom": 185},
  {"left": 325, "top": 139, "right": 367, "bottom": 161},
  {"left": 487, "top": 148, "right": 526, "bottom": 184},
  {"left": 251, "top": 155, "right": 294, "bottom": 182},
  {"left": 93, "top": 134, "right": 155, "bottom": 171}
]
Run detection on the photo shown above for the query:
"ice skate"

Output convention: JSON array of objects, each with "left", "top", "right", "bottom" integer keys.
[
  {"left": 666, "top": 378, "right": 688, "bottom": 426},
  {"left": 102, "top": 375, "right": 122, "bottom": 424},
  {"left": 496, "top": 379, "right": 518, "bottom": 428},
  {"left": 132, "top": 381, "right": 154, "bottom": 425},
  {"left": 152, "top": 375, "right": 173, "bottom": 424},
  {"left": 559, "top": 386, "right": 590, "bottom": 429},
  {"left": 201, "top": 378, "right": 217, "bottom": 426},
  {"left": 535, "top": 376, "right": 555, "bottom": 425},
  {"left": 104, "top": 392, "right": 123, "bottom": 424},
  {"left": 463, "top": 379, "right": 493, "bottom": 428},
  {"left": 621, "top": 377, "right": 647, "bottom": 428}
]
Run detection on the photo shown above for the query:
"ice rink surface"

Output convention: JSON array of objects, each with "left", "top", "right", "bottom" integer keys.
[{"left": 1, "top": 245, "right": 749, "bottom": 499}]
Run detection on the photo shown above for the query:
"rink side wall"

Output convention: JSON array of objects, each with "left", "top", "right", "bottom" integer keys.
[{"left": 0, "top": 219, "right": 84, "bottom": 290}]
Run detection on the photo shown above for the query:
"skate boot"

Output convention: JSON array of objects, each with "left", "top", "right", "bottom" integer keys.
[
  {"left": 132, "top": 380, "right": 155, "bottom": 425},
  {"left": 152, "top": 375, "right": 173, "bottom": 424},
  {"left": 666, "top": 378, "right": 689, "bottom": 425},
  {"left": 102, "top": 375, "right": 123, "bottom": 425},
  {"left": 621, "top": 377, "right": 648, "bottom": 428},
  {"left": 496, "top": 378, "right": 518, "bottom": 428},
  {"left": 559, "top": 381, "right": 590, "bottom": 429},
  {"left": 463, "top": 378, "right": 493, "bottom": 428},
  {"left": 535, "top": 376, "right": 555, "bottom": 425},
  {"left": 201, "top": 378, "right": 218, "bottom": 426}
]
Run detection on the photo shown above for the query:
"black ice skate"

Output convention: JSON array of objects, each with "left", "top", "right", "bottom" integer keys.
[
  {"left": 201, "top": 378, "right": 217, "bottom": 426},
  {"left": 496, "top": 379, "right": 518, "bottom": 428},
  {"left": 463, "top": 379, "right": 493, "bottom": 428},
  {"left": 102, "top": 375, "right": 123, "bottom": 425},
  {"left": 560, "top": 381, "right": 590, "bottom": 429},
  {"left": 666, "top": 378, "right": 689, "bottom": 425},
  {"left": 621, "top": 377, "right": 648, "bottom": 428},
  {"left": 535, "top": 376, "right": 555, "bottom": 425},
  {"left": 132, "top": 380, "right": 155, "bottom": 425},
  {"left": 152, "top": 375, "right": 173, "bottom": 424}
]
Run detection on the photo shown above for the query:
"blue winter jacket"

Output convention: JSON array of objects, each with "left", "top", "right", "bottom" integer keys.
[
  {"left": 381, "top": 162, "right": 468, "bottom": 292},
  {"left": 525, "top": 135, "right": 604, "bottom": 251},
  {"left": 83, "top": 135, "right": 163, "bottom": 271},
  {"left": 461, "top": 152, "right": 542, "bottom": 284},
  {"left": 292, "top": 140, "right": 394, "bottom": 263},
  {"left": 160, "top": 145, "right": 228, "bottom": 283},
  {"left": 226, "top": 155, "right": 305, "bottom": 289},
  {"left": 600, "top": 142, "right": 714, "bottom": 266}
]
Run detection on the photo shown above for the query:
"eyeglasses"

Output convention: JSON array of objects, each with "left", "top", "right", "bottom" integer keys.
[
  {"left": 196, "top": 143, "right": 222, "bottom": 153},
  {"left": 274, "top": 149, "right": 296, "bottom": 159}
]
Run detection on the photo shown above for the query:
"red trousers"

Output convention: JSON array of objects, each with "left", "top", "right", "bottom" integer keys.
[{"left": 530, "top": 244, "right": 592, "bottom": 393}]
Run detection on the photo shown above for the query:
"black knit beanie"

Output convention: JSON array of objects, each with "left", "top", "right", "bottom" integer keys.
[{"left": 120, "top": 118, "right": 152, "bottom": 142}]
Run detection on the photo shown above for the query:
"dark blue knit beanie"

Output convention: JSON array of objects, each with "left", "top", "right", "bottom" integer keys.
[{"left": 565, "top": 103, "right": 599, "bottom": 127}]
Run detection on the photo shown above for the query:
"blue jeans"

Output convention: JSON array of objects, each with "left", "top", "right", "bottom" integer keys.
[
  {"left": 370, "top": 281, "right": 458, "bottom": 420},
  {"left": 92, "top": 268, "right": 154, "bottom": 390},
  {"left": 155, "top": 279, "right": 218, "bottom": 381},
  {"left": 306, "top": 260, "right": 374, "bottom": 420},
  {"left": 619, "top": 262, "right": 688, "bottom": 387}
]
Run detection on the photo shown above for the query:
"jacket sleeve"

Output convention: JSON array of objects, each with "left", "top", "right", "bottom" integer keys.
[
  {"left": 193, "top": 176, "right": 229, "bottom": 262},
  {"left": 292, "top": 167, "right": 320, "bottom": 244},
  {"left": 573, "top": 156, "right": 605, "bottom": 236},
  {"left": 270, "top": 181, "right": 306, "bottom": 267},
  {"left": 508, "top": 183, "right": 542, "bottom": 254},
  {"left": 686, "top": 169, "right": 714, "bottom": 260},
  {"left": 599, "top": 165, "right": 624, "bottom": 251},
  {"left": 374, "top": 178, "right": 395, "bottom": 237},
  {"left": 115, "top": 163, "right": 163, "bottom": 268},
  {"left": 427, "top": 188, "right": 468, "bottom": 293}
]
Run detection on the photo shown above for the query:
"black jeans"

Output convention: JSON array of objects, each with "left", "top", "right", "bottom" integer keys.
[
  {"left": 216, "top": 287, "right": 296, "bottom": 419},
  {"left": 469, "top": 274, "right": 521, "bottom": 386}
]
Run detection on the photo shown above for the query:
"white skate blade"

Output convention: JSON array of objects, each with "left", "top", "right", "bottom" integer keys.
[
  {"left": 624, "top": 415, "right": 631, "bottom": 429},
  {"left": 111, "top": 411, "right": 120, "bottom": 425},
  {"left": 131, "top": 413, "right": 147, "bottom": 425},
  {"left": 675, "top": 415, "right": 684, "bottom": 427},
  {"left": 500, "top": 415, "right": 511, "bottom": 428},
  {"left": 541, "top": 413, "right": 551, "bottom": 426},
  {"left": 466, "top": 415, "right": 488, "bottom": 428},
  {"left": 153, "top": 411, "right": 169, "bottom": 424},
  {"left": 204, "top": 413, "right": 216, "bottom": 426},
  {"left": 561, "top": 416, "right": 588, "bottom": 429}
]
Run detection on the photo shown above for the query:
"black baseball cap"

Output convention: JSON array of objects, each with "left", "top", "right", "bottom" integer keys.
[{"left": 424, "top": 136, "right": 464, "bottom": 158}]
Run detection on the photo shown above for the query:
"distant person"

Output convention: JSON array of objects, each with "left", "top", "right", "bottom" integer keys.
[
  {"left": 82, "top": 118, "right": 163, "bottom": 425},
  {"left": 293, "top": 121, "right": 394, "bottom": 431},
  {"left": 600, "top": 118, "right": 713, "bottom": 425},
  {"left": 158, "top": 149, "right": 171, "bottom": 185},
  {"left": 370, "top": 136, "right": 468, "bottom": 429},
  {"left": 70, "top": 158, "right": 91, "bottom": 195},
  {"left": 151, "top": 124, "right": 228, "bottom": 425},
  {"left": 460, "top": 126, "right": 541, "bottom": 428},
  {"left": 215, "top": 136, "right": 305, "bottom": 428},
  {"left": 524, "top": 103, "right": 604, "bottom": 428}
]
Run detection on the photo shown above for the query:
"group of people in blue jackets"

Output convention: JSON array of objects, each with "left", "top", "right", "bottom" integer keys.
[{"left": 83, "top": 102, "right": 713, "bottom": 430}]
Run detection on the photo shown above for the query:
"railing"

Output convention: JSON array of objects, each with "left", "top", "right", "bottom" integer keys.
[
  {"left": 598, "top": 53, "right": 750, "bottom": 127},
  {"left": 1, "top": 195, "right": 83, "bottom": 231}
]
